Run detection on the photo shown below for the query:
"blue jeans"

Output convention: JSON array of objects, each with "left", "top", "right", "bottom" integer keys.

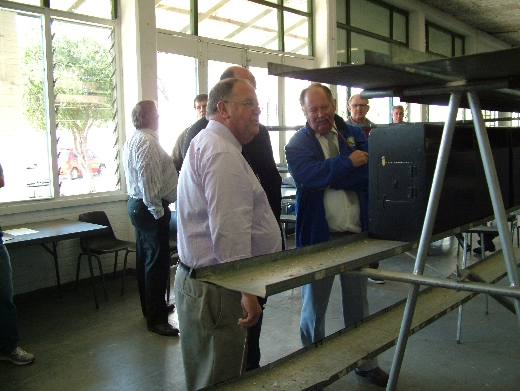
[
  {"left": 300, "top": 272, "right": 378, "bottom": 371},
  {"left": 127, "top": 198, "right": 171, "bottom": 327},
  {"left": 0, "top": 240, "right": 19, "bottom": 355}
]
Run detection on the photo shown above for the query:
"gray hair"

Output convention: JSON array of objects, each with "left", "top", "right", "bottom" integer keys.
[
  {"left": 131, "top": 100, "right": 157, "bottom": 130},
  {"left": 207, "top": 78, "right": 242, "bottom": 116}
]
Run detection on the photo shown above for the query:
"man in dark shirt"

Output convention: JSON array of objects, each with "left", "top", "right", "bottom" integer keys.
[{"left": 172, "top": 94, "right": 208, "bottom": 173}]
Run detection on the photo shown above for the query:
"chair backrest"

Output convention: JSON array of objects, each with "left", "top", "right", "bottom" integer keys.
[{"left": 78, "top": 211, "right": 117, "bottom": 251}]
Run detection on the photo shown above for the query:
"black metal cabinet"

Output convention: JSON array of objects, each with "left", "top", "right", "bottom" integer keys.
[{"left": 368, "top": 124, "right": 512, "bottom": 241}]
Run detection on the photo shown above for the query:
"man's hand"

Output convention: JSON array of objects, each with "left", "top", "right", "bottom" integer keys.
[
  {"left": 349, "top": 150, "right": 369, "bottom": 168},
  {"left": 238, "top": 292, "right": 262, "bottom": 329}
]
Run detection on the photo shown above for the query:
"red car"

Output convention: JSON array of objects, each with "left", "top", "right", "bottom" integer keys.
[{"left": 58, "top": 148, "right": 106, "bottom": 179}]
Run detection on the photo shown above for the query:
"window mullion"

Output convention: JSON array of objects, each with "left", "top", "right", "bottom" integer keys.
[{"left": 43, "top": 12, "right": 59, "bottom": 196}]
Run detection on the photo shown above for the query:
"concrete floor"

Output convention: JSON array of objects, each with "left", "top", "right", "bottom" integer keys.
[{"left": 1, "top": 234, "right": 520, "bottom": 391}]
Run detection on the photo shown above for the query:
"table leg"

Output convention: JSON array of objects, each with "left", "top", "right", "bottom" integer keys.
[{"left": 41, "top": 242, "right": 62, "bottom": 298}]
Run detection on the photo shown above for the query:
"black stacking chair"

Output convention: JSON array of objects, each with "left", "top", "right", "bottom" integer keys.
[{"left": 76, "top": 211, "right": 136, "bottom": 297}]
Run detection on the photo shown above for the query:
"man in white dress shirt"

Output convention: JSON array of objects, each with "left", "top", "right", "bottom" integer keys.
[
  {"left": 123, "top": 100, "right": 179, "bottom": 337},
  {"left": 174, "top": 79, "right": 282, "bottom": 390}
]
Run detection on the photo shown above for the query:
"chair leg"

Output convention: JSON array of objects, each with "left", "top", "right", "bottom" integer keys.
[
  {"left": 76, "top": 253, "right": 84, "bottom": 291},
  {"left": 93, "top": 254, "right": 108, "bottom": 301},
  {"left": 113, "top": 251, "right": 119, "bottom": 280},
  {"left": 121, "top": 250, "right": 130, "bottom": 296}
]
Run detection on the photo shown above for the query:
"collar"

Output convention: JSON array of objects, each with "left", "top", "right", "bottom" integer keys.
[
  {"left": 137, "top": 128, "right": 159, "bottom": 141},
  {"left": 205, "top": 120, "right": 243, "bottom": 152}
]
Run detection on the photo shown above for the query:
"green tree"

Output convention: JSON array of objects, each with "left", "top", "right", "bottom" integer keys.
[{"left": 22, "top": 29, "right": 114, "bottom": 192}]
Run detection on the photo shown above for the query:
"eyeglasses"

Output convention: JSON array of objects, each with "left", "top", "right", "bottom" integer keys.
[
  {"left": 349, "top": 104, "right": 369, "bottom": 109},
  {"left": 224, "top": 100, "right": 262, "bottom": 111}
]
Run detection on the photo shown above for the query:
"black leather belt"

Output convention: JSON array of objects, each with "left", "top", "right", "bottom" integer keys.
[{"left": 178, "top": 260, "right": 197, "bottom": 278}]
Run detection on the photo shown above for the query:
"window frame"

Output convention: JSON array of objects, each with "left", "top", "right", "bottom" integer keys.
[
  {"left": 156, "top": 0, "right": 313, "bottom": 56},
  {"left": 336, "top": 0, "right": 409, "bottom": 65},
  {"left": 425, "top": 20, "right": 465, "bottom": 57},
  {"left": 0, "top": 0, "right": 126, "bottom": 213}
]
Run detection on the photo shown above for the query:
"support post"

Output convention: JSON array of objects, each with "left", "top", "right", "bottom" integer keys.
[
  {"left": 467, "top": 92, "right": 520, "bottom": 325},
  {"left": 387, "top": 92, "right": 462, "bottom": 391}
]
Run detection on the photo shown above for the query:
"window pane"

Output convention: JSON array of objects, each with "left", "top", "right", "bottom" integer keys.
[
  {"left": 51, "top": 21, "right": 120, "bottom": 196},
  {"left": 427, "top": 25, "right": 452, "bottom": 57},
  {"left": 351, "top": 32, "right": 390, "bottom": 64},
  {"left": 285, "top": 77, "right": 308, "bottom": 127},
  {"left": 199, "top": 0, "right": 279, "bottom": 50},
  {"left": 393, "top": 12, "right": 407, "bottom": 43},
  {"left": 351, "top": 0, "right": 390, "bottom": 38},
  {"left": 251, "top": 66, "right": 280, "bottom": 161},
  {"left": 157, "top": 53, "right": 198, "bottom": 154},
  {"left": 156, "top": 0, "right": 191, "bottom": 32},
  {"left": 250, "top": 66, "right": 278, "bottom": 127},
  {"left": 3, "top": 0, "right": 40, "bottom": 6},
  {"left": 0, "top": 10, "right": 53, "bottom": 202},
  {"left": 336, "top": 0, "right": 347, "bottom": 24},
  {"left": 337, "top": 86, "right": 348, "bottom": 120},
  {"left": 208, "top": 60, "right": 235, "bottom": 93},
  {"left": 337, "top": 28, "right": 347, "bottom": 64},
  {"left": 428, "top": 105, "right": 467, "bottom": 122},
  {"left": 50, "top": 0, "right": 113, "bottom": 19},
  {"left": 285, "top": 0, "right": 309, "bottom": 12},
  {"left": 284, "top": 11, "right": 309, "bottom": 55}
]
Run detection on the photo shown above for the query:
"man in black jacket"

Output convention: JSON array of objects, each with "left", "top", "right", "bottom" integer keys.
[{"left": 180, "top": 66, "right": 282, "bottom": 371}]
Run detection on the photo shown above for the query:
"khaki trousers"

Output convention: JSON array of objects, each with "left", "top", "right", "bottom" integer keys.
[{"left": 174, "top": 268, "right": 246, "bottom": 390}]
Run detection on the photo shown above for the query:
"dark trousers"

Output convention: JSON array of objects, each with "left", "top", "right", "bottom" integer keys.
[
  {"left": 246, "top": 296, "right": 267, "bottom": 371},
  {"left": 0, "top": 242, "right": 19, "bottom": 355},
  {"left": 127, "top": 198, "right": 170, "bottom": 327}
]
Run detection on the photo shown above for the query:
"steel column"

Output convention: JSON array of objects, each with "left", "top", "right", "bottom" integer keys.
[
  {"left": 386, "top": 92, "right": 462, "bottom": 391},
  {"left": 467, "top": 91, "right": 520, "bottom": 325}
]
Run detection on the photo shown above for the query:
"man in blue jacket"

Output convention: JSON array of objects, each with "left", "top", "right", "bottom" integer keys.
[{"left": 285, "top": 83, "right": 388, "bottom": 387}]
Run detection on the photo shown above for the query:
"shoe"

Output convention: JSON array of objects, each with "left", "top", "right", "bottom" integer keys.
[
  {"left": 473, "top": 242, "right": 496, "bottom": 254},
  {"left": 148, "top": 323, "right": 179, "bottom": 336},
  {"left": 462, "top": 244, "right": 471, "bottom": 252},
  {"left": 166, "top": 303, "right": 175, "bottom": 313},
  {"left": 354, "top": 366, "right": 389, "bottom": 387},
  {"left": 368, "top": 278, "right": 385, "bottom": 284},
  {"left": 0, "top": 347, "right": 35, "bottom": 365}
]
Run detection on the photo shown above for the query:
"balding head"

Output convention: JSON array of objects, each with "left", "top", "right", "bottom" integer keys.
[{"left": 220, "top": 66, "right": 256, "bottom": 89}]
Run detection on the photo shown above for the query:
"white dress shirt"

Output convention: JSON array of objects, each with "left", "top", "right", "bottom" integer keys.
[
  {"left": 315, "top": 129, "right": 361, "bottom": 233},
  {"left": 123, "top": 128, "right": 178, "bottom": 219},
  {"left": 177, "top": 120, "right": 282, "bottom": 268}
]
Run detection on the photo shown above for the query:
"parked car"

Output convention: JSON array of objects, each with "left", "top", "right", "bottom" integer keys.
[{"left": 58, "top": 148, "right": 106, "bottom": 179}]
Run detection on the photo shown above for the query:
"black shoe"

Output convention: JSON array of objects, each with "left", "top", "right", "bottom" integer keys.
[
  {"left": 166, "top": 303, "right": 175, "bottom": 313},
  {"left": 148, "top": 323, "right": 179, "bottom": 336},
  {"left": 473, "top": 242, "right": 496, "bottom": 254},
  {"left": 354, "top": 366, "right": 389, "bottom": 387}
]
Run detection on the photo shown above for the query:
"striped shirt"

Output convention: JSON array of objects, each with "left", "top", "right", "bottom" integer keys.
[
  {"left": 123, "top": 128, "right": 178, "bottom": 219},
  {"left": 177, "top": 120, "right": 282, "bottom": 268}
]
